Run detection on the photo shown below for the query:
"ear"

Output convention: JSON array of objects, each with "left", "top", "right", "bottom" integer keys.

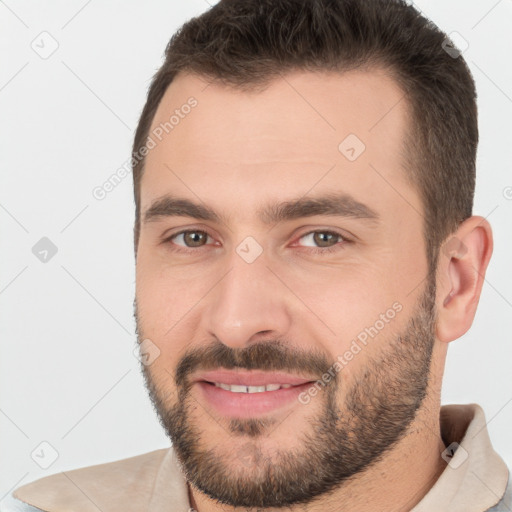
[{"left": 435, "top": 216, "right": 493, "bottom": 343}]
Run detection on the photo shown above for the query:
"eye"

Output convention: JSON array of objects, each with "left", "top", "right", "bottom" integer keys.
[
  {"left": 166, "top": 229, "right": 215, "bottom": 249},
  {"left": 162, "top": 228, "right": 349, "bottom": 255},
  {"left": 294, "top": 230, "right": 349, "bottom": 254}
]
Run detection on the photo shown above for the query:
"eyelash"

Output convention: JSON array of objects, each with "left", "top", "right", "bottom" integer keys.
[{"left": 162, "top": 229, "right": 350, "bottom": 255}]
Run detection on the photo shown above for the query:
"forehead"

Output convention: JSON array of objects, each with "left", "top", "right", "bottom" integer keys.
[{"left": 140, "top": 68, "right": 419, "bottom": 225}]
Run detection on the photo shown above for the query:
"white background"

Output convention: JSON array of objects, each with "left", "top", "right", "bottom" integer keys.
[{"left": 1, "top": 0, "right": 511, "bottom": 499}]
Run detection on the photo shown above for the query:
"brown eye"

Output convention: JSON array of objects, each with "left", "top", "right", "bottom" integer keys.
[
  {"left": 299, "top": 231, "right": 344, "bottom": 248},
  {"left": 313, "top": 232, "right": 339, "bottom": 247},
  {"left": 171, "top": 230, "right": 211, "bottom": 248}
]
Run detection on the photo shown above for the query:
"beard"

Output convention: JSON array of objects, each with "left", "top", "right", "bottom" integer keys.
[{"left": 135, "top": 276, "right": 437, "bottom": 509}]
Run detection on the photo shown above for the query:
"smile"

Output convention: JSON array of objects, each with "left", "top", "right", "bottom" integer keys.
[
  {"left": 211, "top": 382, "right": 295, "bottom": 393},
  {"left": 196, "top": 379, "right": 315, "bottom": 417}
]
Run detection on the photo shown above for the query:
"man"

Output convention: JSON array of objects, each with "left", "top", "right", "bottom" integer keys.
[{"left": 5, "top": 0, "right": 511, "bottom": 511}]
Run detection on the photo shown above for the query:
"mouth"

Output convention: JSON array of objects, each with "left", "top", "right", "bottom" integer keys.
[
  {"left": 192, "top": 370, "right": 317, "bottom": 417},
  {"left": 207, "top": 382, "right": 297, "bottom": 393}
]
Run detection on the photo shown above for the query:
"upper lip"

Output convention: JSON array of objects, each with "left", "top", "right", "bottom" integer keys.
[{"left": 192, "top": 370, "right": 317, "bottom": 387}]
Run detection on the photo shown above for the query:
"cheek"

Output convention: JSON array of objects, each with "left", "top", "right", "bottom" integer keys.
[
  {"left": 136, "top": 254, "right": 222, "bottom": 368},
  {"left": 289, "top": 256, "right": 398, "bottom": 327},
  {"left": 137, "top": 278, "right": 200, "bottom": 337},
  {"left": 286, "top": 256, "right": 412, "bottom": 368},
  {"left": 136, "top": 253, "right": 193, "bottom": 341}
]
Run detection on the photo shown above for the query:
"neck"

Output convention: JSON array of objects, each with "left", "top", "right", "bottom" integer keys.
[{"left": 188, "top": 403, "right": 448, "bottom": 512}]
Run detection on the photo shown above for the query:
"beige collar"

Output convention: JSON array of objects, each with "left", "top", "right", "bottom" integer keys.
[
  {"left": 411, "top": 403, "right": 509, "bottom": 511},
  {"left": 13, "top": 403, "right": 509, "bottom": 512}
]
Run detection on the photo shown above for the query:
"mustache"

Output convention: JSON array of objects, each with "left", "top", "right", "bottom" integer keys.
[{"left": 174, "top": 339, "right": 333, "bottom": 390}]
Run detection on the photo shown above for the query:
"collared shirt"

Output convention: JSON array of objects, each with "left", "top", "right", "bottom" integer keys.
[{"left": 2, "top": 403, "right": 510, "bottom": 512}]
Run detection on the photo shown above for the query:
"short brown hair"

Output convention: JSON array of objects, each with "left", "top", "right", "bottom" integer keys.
[{"left": 132, "top": 0, "right": 478, "bottom": 274}]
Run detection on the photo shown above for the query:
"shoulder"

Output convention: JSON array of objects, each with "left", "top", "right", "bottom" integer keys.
[
  {"left": 1, "top": 492, "right": 46, "bottom": 512},
  {"left": 487, "top": 469, "right": 512, "bottom": 511},
  {"left": 5, "top": 448, "right": 170, "bottom": 512}
]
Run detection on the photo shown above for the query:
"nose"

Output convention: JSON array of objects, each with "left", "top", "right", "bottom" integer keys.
[{"left": 201, "top": 251, "right": 292, "bottom": 349}]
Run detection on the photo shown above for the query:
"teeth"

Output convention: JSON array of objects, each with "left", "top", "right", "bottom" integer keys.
[
  {"left": 213, "top": 383, "right": 294, "bottom": 393},
  {"left": 231, "top": 384, "right": 250, "bottom": 393}
]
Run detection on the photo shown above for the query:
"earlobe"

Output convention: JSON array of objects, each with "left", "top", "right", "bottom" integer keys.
[{"left": 435, "top": 217, "right": 493, "bottom": 343}]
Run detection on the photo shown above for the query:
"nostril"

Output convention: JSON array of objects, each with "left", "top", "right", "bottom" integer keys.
[{"left": 256, "top": 330, "right": 272, "bottom": 336}]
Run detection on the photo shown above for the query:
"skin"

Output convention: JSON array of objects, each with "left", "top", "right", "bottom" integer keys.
[{"left": 134, "top": 69, "right": 493, "bottom": 512}]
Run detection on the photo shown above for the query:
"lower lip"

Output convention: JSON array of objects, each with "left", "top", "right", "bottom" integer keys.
[{"left": 195, "top": 381, "right": 314, "bottom": 418}]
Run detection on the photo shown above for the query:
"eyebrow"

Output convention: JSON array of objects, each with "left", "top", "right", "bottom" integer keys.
[{"left": 142, "top": 192, "right": 380, "bottom": 226}]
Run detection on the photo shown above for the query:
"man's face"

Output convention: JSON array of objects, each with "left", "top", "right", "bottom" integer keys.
[{"left": 135, "top": 70, "right": 436, "bottom": 507}]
